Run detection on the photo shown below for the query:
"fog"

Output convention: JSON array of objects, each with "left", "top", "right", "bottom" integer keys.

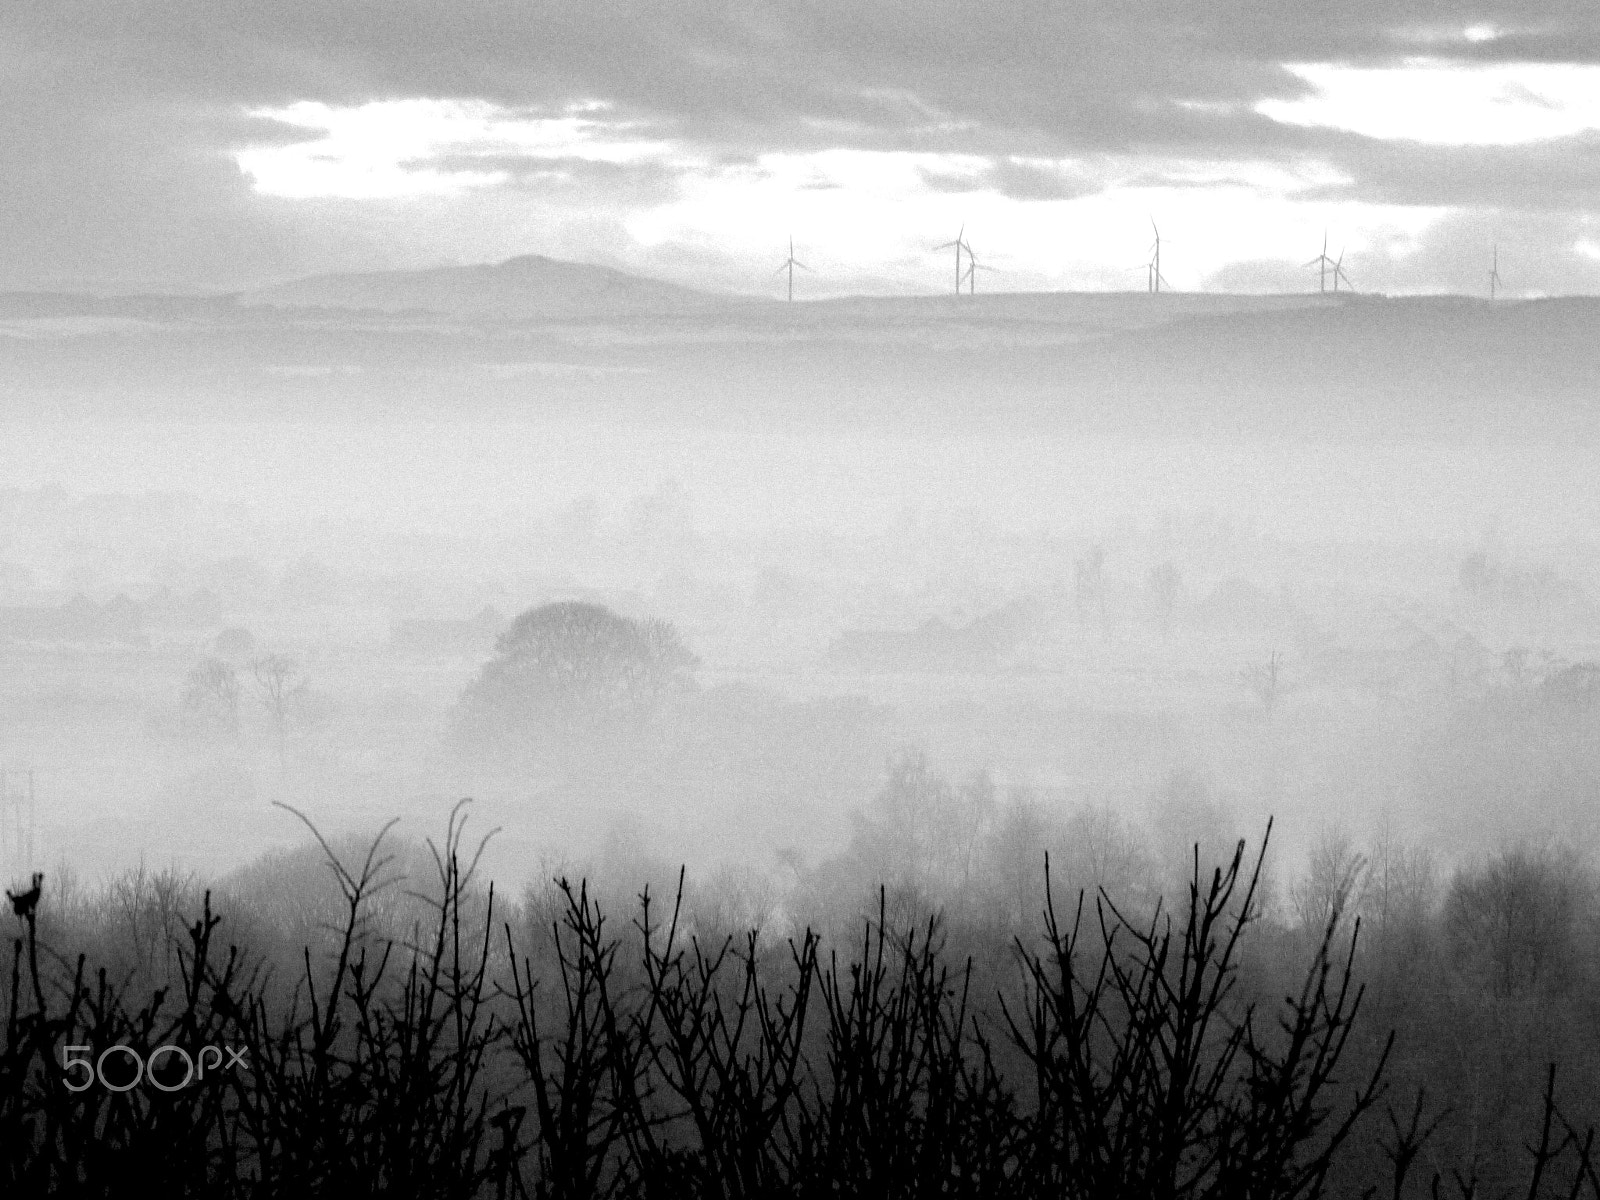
[
  {"left": 17, "top": 0, "right": 1600, "bottom": 1180},
  {"left": 11, "top": 269, "right": 1600, "bottom": 1195},
  {"left": 3, "top": 287, "right": 1599, "bottom": 904}
]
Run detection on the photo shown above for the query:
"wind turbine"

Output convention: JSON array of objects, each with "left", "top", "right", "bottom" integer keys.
[
  {"left": 1489, "top": 243, "right": 1503, "bottom": 300},
  {"left": 935, "top": 225, "right": 967, "bottom": 296},
  {"left": 1305, "top": 231, "right": 1336, "bottom": 294},
  {"left": 1332, "top": 249, "right": 1354, "bottom": 294},
  {"left": 775, "top": 237, "right": 809, "bottom": 302},
  {"left": 1147, "top": 219, "right": 1171, "bottom": 294},
  {"left": 960, "top": 242, "right": 998, "bottom": 295}
]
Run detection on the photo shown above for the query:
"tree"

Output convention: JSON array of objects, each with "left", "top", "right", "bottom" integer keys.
[
  {"left": 251, "top": 653, "right": 308, "bottom": 770},
  {"left": 1290, "top": 826, "right": 1367, "bottom": 935},
  {"left": 1444, "top": 844, "right": 1591, "bottom": 997},
  {"left": 1150, "top": 768, "right": 1249, "bottom": 902},
  {"left": 817, "top": 751, "right": 1001, "bottom": 921},
  {"left": 984, "top": 790, "right": 1057, "bottom": 926},
  {"left": 1361, "top": 821, "right": 1437, "bottom": 953},
  {"left": 454, "top": 602, "right": 697, "bottom": 748},
  {"left": 180, "top": 657, "right": 240, "bottom": 737}
]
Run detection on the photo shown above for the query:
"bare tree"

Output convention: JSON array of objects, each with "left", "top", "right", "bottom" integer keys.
[
  {"left": 1291, "top": 826, "right": 1368, "bottom": 935},
  {"left": 252, "top": 652, "right": 308, "bottom": 770},
  {"left": 1362, "top": 820, "right": 1437, "bottom": 949},
  {"left": 180, "top": 657, "right": 241, "bottom": 736},
  {"left": 831, "top": 751, "right": 1001, "bottom": 916},
  {"left": 983, "top": 788, "right": 1056, "bottom": 926},
  {"left": 1444, "top": 843, "right": 1591, "bottom": 996}
]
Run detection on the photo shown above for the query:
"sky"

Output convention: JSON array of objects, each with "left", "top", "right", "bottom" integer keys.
[{"left": 6, "top": 2, "right": 1600, "bottom": 297}]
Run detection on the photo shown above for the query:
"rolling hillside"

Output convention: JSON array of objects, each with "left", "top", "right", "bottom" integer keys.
[
  {"left": 2, "top": 259, "right": 1598, "bottom": 442},
  {"left": 237, "top": 254, "right": 741, "bottom": 321}
]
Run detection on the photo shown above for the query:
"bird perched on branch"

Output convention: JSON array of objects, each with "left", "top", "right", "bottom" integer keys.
[{"left": 6, "top": 872, "right": 42, "bottom": 919}]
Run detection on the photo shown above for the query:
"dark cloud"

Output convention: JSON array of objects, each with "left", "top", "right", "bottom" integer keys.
[
  {"left": 917, "top": 167, "right": 987, "bottom": 195},
  {"left": 914, "top": 158, "right": 1102, "bottom": 201},
  {"left": 13, "top": 2, "right": 1600, "bottom": 152},
  {"left": 423, "top": 155, "right": 684, "bottom": 202},
  {"left": 1302, "top": 134, "right": 1600, "bottom": 211},
  {"left": 988, "top": 160, "right": 1102, "bottom": 202}
]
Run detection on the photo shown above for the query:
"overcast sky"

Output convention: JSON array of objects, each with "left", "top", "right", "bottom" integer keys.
[{"left": 6, "top": 2, "right": 1600, "bottom": 297}]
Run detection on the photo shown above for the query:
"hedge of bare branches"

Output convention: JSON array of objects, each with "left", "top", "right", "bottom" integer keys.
[{"left": 4, "top": 805, "right": 1597, "bottom": 1199}]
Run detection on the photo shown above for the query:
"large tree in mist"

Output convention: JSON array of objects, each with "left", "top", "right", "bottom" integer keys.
[
  {"left": 180, "top": 657, "right": 241, "bottom": 737},
  {"left": 452, "top": 601, "right": 697, "bottom": 751}
]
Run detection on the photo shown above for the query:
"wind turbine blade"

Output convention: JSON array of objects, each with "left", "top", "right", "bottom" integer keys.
[
  {"left": 794, "top": 260, "right": 810, "bottom": 270},
  {"left": 775, "top": 263, "right": 789, "bottom": 273}
]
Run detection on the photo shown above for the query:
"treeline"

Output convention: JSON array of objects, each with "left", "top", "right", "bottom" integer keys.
[
  {"left": 5, "top": 800, "right": 1600, "bottom": 1197},
  {"left": 802, "top": 753, "right": 1600, "bottom": 1197}
]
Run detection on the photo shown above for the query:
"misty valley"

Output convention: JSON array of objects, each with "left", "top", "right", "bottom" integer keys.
[{"left": 5, "top": 272, "right": 1600, "bottom": 1197}]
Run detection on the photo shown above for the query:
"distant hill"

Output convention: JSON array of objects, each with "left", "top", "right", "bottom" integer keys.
[
  {"left": 6, "top": 284, "right": 1600, "bottom": 444},
  {"left": 238, "top": 255, "right": 740, "bottom": 320}
]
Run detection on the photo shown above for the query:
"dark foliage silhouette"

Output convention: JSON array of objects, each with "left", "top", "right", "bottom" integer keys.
[
  {"left": 453, "top": 603, "right": 697, "bottom": 755},
  {"left": 5, "top": 811, "right": 1599, "bottom": 1198}
]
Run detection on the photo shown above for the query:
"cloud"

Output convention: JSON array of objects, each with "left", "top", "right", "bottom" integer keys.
[
  {"left": 916, "top": 165, "right": 989, "bottom": 194},
  {"left": 7, "top": 2, "right": 1600, "bottom": 290},
  {"left": 1295, "top": 133, "right": 1600, "bottom": 210},
  {"left": 987, "top": 159, "right": 1102, "bottom": 202},
  {"left": 235, "top": 99, "right": 682, "bottom": 199}
]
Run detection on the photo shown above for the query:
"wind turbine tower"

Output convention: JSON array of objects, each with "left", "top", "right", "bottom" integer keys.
[
  {"left": 1332, "top": 249, "right": 1354, "bottom": 294},
  {"left": 1147, "top": 219, "right": 1171, "bottom": 294},
  {"left": 935, "top": 225, "right": 967, "bottom": 296},
  {"left": 775, "top": 237, "right": 809, "bottom": 301},
  {"left": 961, "top": 240, "right": 997, "bottom": 295},
  {"left": 1489, "top": 244, "right": 1503, "bottom": 300},
  {"left": 1305, "top": 231, "right": 1336, "bottom": 294}
]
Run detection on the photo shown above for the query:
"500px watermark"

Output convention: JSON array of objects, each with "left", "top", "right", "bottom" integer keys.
[{"left": 61, "top": 1044, "right": 248, "bottom": 1093}]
